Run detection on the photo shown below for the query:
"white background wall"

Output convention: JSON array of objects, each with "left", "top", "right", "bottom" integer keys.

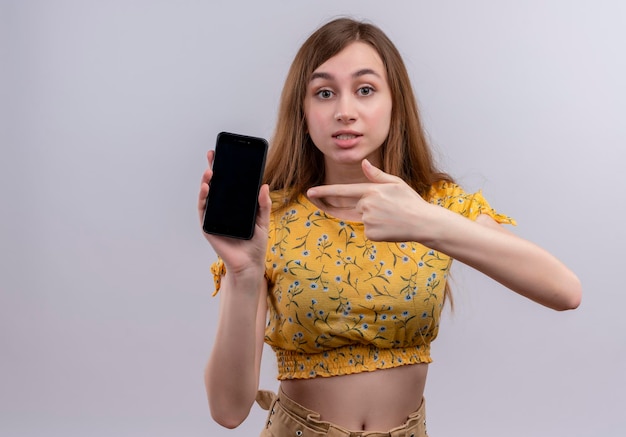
[{"left": 2, "top": 1, "right": 625, "bottom": 436}]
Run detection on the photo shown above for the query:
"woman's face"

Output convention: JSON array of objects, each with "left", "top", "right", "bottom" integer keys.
[{"left": 304, "top": 42, "right": 392, "bottom": 171}]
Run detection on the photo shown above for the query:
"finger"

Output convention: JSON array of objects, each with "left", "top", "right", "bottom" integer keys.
[
  {"left": 307, "top": 183, "right": 375, "bottom": 200},
  {"left": 200, "top": 149, "right": 216, "bottom": 186},
  {"left": 198, "top": 151, "right": 215, "bottom": 222},
  {"left": 362, "top": 159, "right": 399, "bottom": 184},
  {"left": 198, "top": 174, "right": 210, "bottom": 223},
  {"left": 200, "top": 165, "right": 213, "bottom": 185},
  {"left": 256, "top": 184, "right": 272, "bottom": 230},
  {"left": 199, "top": 166, "right": 213, "bottom": 202}
]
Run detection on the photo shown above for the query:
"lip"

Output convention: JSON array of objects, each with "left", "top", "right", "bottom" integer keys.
[{"left": 332, "top": 130, "right": 362, "bottom": 148}]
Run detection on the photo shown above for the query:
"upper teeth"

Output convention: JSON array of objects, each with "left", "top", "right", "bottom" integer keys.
[{"left": 336, "top": 134, "right": 356, "bottom": 140}]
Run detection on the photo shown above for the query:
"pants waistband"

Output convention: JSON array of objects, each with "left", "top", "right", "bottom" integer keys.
[{"left": 256, "top": 388, "right": 428, "bottom": 437}]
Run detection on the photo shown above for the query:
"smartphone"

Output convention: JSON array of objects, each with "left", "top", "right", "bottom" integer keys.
[{"left": 202, "top": 131, "right": 268, "bottom": 239}]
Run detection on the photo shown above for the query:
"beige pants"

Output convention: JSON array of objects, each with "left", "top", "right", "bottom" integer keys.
[{"left": 256, "top": 388, "right": 428, "bottom": 437}]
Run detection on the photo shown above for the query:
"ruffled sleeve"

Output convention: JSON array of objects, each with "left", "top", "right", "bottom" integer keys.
[
  {"left": 210, "top": 258, "right": 226, "bottom": 297},
  {"left": 428, "top": 181, "right": 517, "bottom": 225}
]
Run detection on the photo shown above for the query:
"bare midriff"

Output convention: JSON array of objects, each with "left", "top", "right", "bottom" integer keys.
[{"left": 280, "top": 362, "right": 428, "bottom": 431}]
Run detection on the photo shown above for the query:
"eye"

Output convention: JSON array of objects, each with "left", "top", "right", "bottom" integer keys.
[
  {"left": 357, "top": 86, "right": 374, "bottom": 96},
  {"left": 316, "top": 89, "right": 334, "bottom": 99}
]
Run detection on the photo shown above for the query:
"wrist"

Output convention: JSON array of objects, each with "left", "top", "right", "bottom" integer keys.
[
  {"left": 416, "top": 204, "right": 460, "bottom": 249},
  {"left": 221, "top": 263, "right": 266, "bottom": 291}
]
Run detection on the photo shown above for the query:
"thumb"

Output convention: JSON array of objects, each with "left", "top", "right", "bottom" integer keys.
[
  {"left": 362, "top": 159, "right": 398, "bottom": 184},
  {"left": 256, "top": 184, "right": 272, "bottom": 229}
]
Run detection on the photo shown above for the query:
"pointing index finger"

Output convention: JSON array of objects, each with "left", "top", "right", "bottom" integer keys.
[{"left": 307, "top": 183, "right": 375, "bottom": 199}]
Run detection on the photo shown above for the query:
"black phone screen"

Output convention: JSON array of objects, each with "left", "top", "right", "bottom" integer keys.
[{"left": 202, "top": 132, "right": 268, "bottom": 239}]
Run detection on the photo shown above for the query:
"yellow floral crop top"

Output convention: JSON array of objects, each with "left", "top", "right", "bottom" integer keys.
[{"left": 211, "top": 181, "right": 515, "bottom": 380}]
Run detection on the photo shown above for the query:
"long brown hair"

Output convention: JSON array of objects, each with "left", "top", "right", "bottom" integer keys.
[
  {"left": 263, "top": 17, "right": 454, "bottom": 307},
  {"left": 264, "top": 17, "right": 453, "bottom": 200}
]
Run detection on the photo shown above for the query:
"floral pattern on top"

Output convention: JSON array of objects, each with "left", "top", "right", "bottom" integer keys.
[{"left": 212, "top": 181, "right": 515, "bottom": 379}]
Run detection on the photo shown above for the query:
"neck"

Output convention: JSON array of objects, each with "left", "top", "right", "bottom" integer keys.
[
  {"left": 323, "top": 164, "right": 367, "bottom": 185},
  {"left": 323, "top": 154, "right": 381, "bottom": 185},
  {"left": 319, "top": 197, "right": 357, "bottom": 210}
]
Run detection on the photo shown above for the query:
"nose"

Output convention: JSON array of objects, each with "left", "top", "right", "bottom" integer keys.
[{"left": 334, "top": 96, "right": 357, "bottom": 123}]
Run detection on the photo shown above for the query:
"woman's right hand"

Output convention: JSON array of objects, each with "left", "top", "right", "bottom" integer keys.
[{"left": 198, "top": 150, "right": 271, "bottom": 276}]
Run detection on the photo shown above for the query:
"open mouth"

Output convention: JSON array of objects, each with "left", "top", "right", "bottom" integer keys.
[{"left": 334, "top": 134, "right": 359, "bottom": 140}]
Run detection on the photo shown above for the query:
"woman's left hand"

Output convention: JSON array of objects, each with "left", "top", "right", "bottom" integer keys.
[{"left": 307, "top": 159, "right": 440, "bottom": 242}]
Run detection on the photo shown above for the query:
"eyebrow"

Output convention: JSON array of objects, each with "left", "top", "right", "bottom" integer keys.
[{"left": 309, "top": 68, "right": 382, "bottom": 82}]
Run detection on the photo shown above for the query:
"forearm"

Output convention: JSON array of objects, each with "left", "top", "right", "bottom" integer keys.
[
  {"left": 205, "top": 271, "right": 266, "bottom": 428},
  {"left": 421, "top": 209, "right": 582, "bottom": 310}
]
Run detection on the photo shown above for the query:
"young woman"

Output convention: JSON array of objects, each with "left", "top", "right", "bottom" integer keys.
[{"left": 198, "top": 17, "right": 581, "bottom": 436}]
